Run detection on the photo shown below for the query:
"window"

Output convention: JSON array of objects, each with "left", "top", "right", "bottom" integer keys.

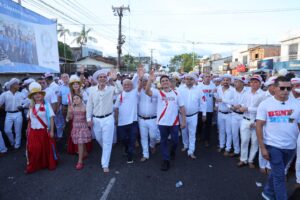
[
  {"left": 235, "top": 58, "right": 238, "bottom": 62},
  {"left": 255, "top": 53, "right": 259, "bottom": 59},
  {"left": 242, "top": 56, "right": 247, "bottom": 65},
  {"left": 288, "top": 43, "right": 298, "bottom": 61}
]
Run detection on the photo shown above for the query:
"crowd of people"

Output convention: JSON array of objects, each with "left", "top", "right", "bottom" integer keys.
[{"left": 0, "top": 66, "right": 300, "bottom": 200}]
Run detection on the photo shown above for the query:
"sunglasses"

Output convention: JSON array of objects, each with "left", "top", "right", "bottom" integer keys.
[{"left": 279, "top": 86, "right": 292, "bottom": 91}]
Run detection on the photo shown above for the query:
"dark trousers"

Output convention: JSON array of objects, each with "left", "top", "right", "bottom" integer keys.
[
  {"left": 117, "top": 122, "right": 138, "bottom": 157},
  {"left": 197, "top": 112, "right": 213, "bottom": 142},
  {"left": 158, "top": 125, "right": 179, "bottom": 161}
]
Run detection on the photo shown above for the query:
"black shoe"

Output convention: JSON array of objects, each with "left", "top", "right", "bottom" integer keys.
[
  {"left": 127, "top": 154, "right": 133, "bottom": 164},
  {"left": 170, "top": 151, "right": 176, "bottom": 160},
  {"left": 160, "top": 160, "right": 170, "bottom": 171}
]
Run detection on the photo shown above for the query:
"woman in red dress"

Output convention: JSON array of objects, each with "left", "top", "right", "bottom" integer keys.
[
  {"left": 26, "top": 82, "right": 58, "bottom": 173},
  {"left": 66, "top": 75, "right": 92, "bottom": 154}
]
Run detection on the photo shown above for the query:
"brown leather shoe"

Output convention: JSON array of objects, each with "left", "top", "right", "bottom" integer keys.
[
  {"left": 224, "top": 151, "right": 230, "bottom": 156},
  {"left": 248, "top": 162, "right": 255, "bottom": 169},
  {"left": 188, "top": 154, "right": 197, "bottom": 160},
  {"left": 237, "top": 161, "right": 247, "bottom": 167},
  {"left": 140, "top": 157, "right": 148, "bottom": 162}
]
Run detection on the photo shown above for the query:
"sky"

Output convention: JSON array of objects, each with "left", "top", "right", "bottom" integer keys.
[{"left": 19, "top": 0, "right": 300, "bottom": 65}]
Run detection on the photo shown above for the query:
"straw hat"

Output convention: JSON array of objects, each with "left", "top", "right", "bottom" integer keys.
[
  {"left": 28, "top": 82, "right": 45, "bottom": 99},
  {"left": 69, "top": 74, "right": 81, "bottom": 86}
]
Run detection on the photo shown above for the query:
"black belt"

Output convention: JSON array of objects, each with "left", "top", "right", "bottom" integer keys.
[
  {"left": 93, "top": 113, "right": 112, "bottom": 119},
  {"left": 233, "top": 111, "right": 243, "bottom": 115},
  {"left": 7, "top": 110, "right": 20, "bottom": 113},
  {"left": 62, "top": 104, "right": 68, "bottom": 107},
  {"left": 186, "top": 112, "right": 198, "bottom": 117},
  {"left": 138, "top": 115, "right": 157, "bottom": 120},
  {"left": 243, "top": 117, "right": 251, "bottom": 121},
  {"left": 219, "top": 111, "right": 231, "bottom": 114}
]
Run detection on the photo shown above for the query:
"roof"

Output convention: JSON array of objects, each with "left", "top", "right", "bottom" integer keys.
[
  {"left": 281, "top": 36, "right": 300, "bottom": 43},
  {"left": 77, "top": 56, "right": 117, "bottom": 65}
]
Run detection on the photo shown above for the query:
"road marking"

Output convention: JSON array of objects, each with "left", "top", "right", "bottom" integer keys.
[{"left": 100, "top": 177, "right": 116, "bottom": 200}]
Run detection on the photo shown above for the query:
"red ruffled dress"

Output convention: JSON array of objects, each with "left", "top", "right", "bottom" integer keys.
[
  {"left": 71, "top": 109, "right": 92, "bottom": 144},
  {"left": 26, "top": 103, "right": 58, "bottom": 173},
  {"left": 67, "top": 94, "right": 92, "bottom": 154}
]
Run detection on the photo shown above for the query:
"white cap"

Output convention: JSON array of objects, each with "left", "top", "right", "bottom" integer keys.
[
  {"left": 44, "top": 72, "right": 54, "bottom": 78},
  {"left": 93, "top": 69, "right": 109, "bottom": 82},
  {"left": 8, "top": 78, "right": 20, "bottom": 89},
  {"left": 291, "top": 78, "right": 300, "bottom": 85},
  {"left": 222, "top": 74, "right": 232, "bottom": 80},
  {"left": 234, "top": 76, "right": 247, "bottom": 84},
  {"left": 23, "top": 78, "right": 35, "bottom": 86},
  {"left": 264, "top": 76, "right": 277, "bottom": 87}
]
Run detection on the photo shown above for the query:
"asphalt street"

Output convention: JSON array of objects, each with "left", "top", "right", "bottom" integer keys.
[{"left": 0, "top": 128, "right": 298, "bottom": 200}]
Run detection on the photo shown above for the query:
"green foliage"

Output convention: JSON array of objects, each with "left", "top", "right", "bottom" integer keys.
[
  {"left": 170, "top": 53, "right": 200, "bottom": 72},
  {"left": 58, "top": 41, "right": 73, "bottom": 60},
  {"left": 122, "top": 54, "right": 139, "bottom": 72}
]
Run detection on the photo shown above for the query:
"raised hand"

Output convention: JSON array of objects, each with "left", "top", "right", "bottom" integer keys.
[
  {"left": 79, "top": 65, "right": 85, "bottom": 73},
  {"left": 137, "top": 64, "right": 145, "bottom": 79},
  {"left": 109, "top": 69, "right": 117, "bottom": 80},
  {"left": 149, "top": 68, "right": 155, "bottom": 81}
]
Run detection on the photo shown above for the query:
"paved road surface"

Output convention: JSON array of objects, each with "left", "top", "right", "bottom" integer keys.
[{"left": 0, "top": 129, "right": 297, "bottom": 200}]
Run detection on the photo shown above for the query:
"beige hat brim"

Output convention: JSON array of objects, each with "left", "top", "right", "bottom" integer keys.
[{"left": 28, "top": 91, "right": 46, "bottom": 99}]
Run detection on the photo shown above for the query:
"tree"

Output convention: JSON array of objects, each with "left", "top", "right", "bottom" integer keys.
[
  {"left": 58, "top": 41, "right": 73, "bottom": 60},
  {"left": 122, "top": 54, "right": 138, "bottom": 72},
  {"left": 170, "top": 53, "right": 199, "bottom": 72},
  {"left": 57, "top": 23, "right": 71, "bottom": 63},
  {"left": 72, "top": 25, "right": 98, "bottom": 58}
]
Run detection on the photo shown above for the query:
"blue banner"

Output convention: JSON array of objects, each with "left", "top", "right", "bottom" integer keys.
[{"left": 0, "top": 0, "right": 59, "bottom": 73}]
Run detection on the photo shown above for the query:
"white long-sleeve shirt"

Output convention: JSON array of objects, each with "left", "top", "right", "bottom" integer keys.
[
  {"left": 0, "top": 90, "right": 25, "bottom": 112},
  {"left": 216, "top": 86, "right": 234, "bottom": 113},
  {"left": 241, "top": 89, "right": 265, "bottom": 122},
  {"left": 177, "top": 84, "right": 207, "bottom": 116},
  {"left": 86, "top": 81, "right": 122, "bottom": 121}
]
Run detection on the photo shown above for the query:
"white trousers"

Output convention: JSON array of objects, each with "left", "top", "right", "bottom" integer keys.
[
  {"left": 240, "top": 119, "right": 258, "bottom": 163},
  {"left": 0, "top": 131, "right": 7, "bottom": 153},
  {"left": 296, "top": 136, "right": 300, "bottom": 183},
  {"left": 93, "top": 115, "right": 114, "bottom": 168},
  {"left": 231, "top": 113, "right": 243, "bottom": 154},
  {"left": 4, "top": 112, "right": 23, "bottom": 149},
  {"left": 259, "top": 148, "right": 271, "bottom": 169},
  {"left": 217, "top": 112, "right": 232, "bottom": 150},
  {"left": 138, "top": 118, "right": 158, "bottom": 158},
  {"left": 181, "top": 114, "right": 198, "bottom": 155}
]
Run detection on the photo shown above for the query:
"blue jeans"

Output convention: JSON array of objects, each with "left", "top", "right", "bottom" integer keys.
[
  {"left": 158, "top": 125, "right": 179, "bottom": 161},
  {"left": 117, "top": 122, "right": 138, "bottom": 157},
  {"left": 263, "top": 145, "right": 295, "bottom": 200}
]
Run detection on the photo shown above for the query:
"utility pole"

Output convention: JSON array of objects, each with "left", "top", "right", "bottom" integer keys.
[{"left": 112, "top": 5, "right": 130, "bottom": 71}]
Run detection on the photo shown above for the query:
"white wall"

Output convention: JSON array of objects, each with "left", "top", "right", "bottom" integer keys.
[{"left": 280, "top": 37, "right": 300, "bottom": 62}]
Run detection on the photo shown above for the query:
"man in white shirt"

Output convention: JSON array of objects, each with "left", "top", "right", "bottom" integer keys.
[
  {"left": 178, "top": 73, "right": 207, "bottom": 159},
  {"left": 237, "top": 74, "right": 265, "bottom": 168},
  {"left": 137, "top": 74, "right": 159, "bottom": 162},
  {"left": 228, "top": 76, "right": 248, "bottom": 157},
  {"left": 86, "top": 69, "right": 122, "bottom": 173},
  {"left": 197, "top": 73, "right": 216, "bottom": 147},
  {"left": 115, "top": 79, "right": 139, "bottom": 164},
  {"left": 256, "top": 76, "right": 300, "bottom": 200},
  {"left": 215, "top": 74, "right": 234, "bottom": 153},
  {"left": 290, "top": 78, "right": 300, "bottom": 188},
  {"left": 146, "top": 69, "right": 186, "bottom": 171},
  {"left": 0, "top": 78, "right": 25, "bottom": 149}
]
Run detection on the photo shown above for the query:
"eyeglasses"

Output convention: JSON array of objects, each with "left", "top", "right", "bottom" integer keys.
[{"left": 279, "top": 87, "right": 292, "bottom": 91}]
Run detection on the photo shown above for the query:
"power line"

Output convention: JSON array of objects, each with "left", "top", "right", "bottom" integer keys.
[{"left": 131, "top": 8, "right": 300, "bottom": 16}]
